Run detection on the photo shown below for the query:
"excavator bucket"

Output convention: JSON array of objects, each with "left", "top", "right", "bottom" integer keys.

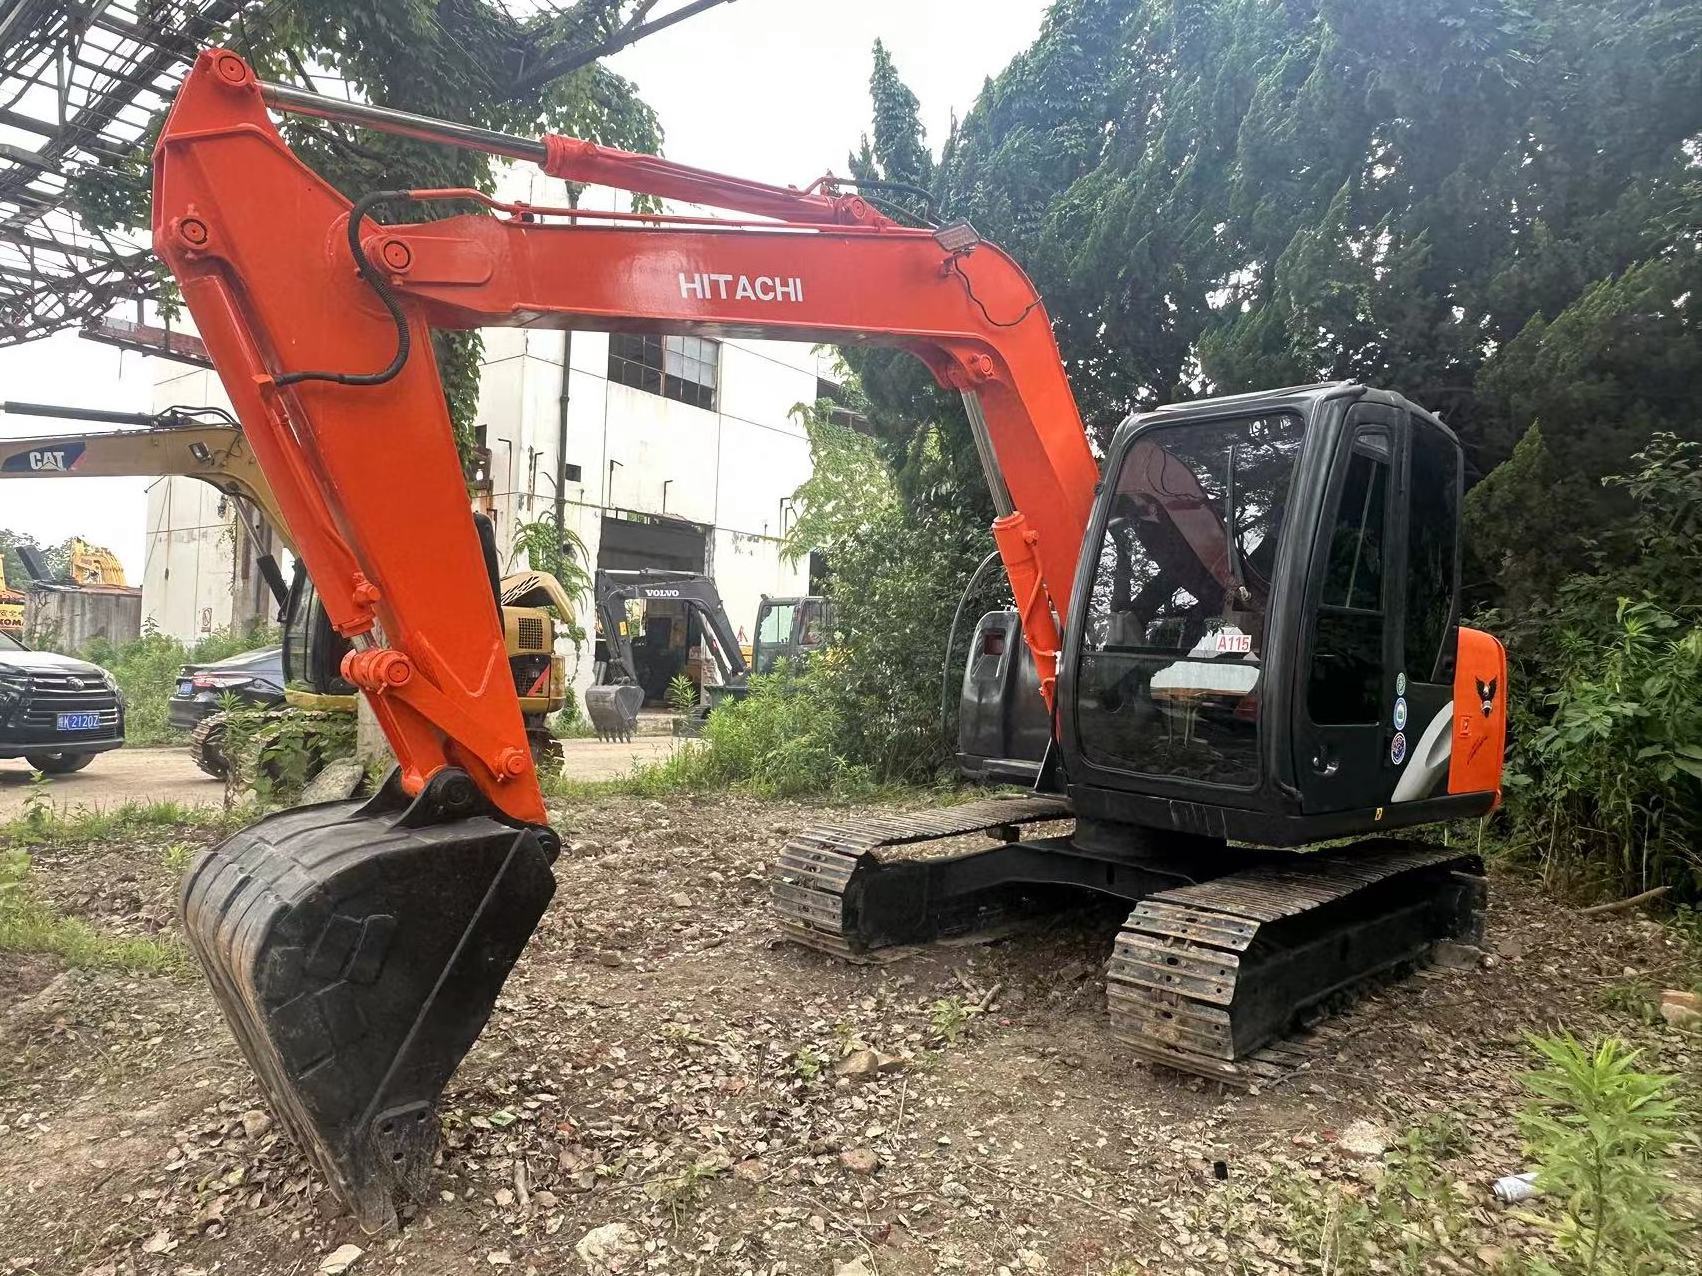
[
  {"left": 180, "top": 771, "right": 556, "bottom": 1232},
  {"left": 585, "top": 682, "right": 644, "bottom": 741}
]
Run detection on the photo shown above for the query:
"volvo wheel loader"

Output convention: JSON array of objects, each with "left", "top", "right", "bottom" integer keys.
[
  {"left": 150, "top": 50, "right": 1506, "bottom": 1231},
  {"left": 0, "top": 405, "right": 578, "bottom": 776}
]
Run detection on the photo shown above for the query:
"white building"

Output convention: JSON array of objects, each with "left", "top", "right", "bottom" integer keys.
[
  {"left": 472, "top": 324, "right": 824, "bottom": 699},
  {"left": 144, "top": 359, "right": 284, "bottom": 641},
  {"left": 143, "top": 167, "right": 828, "bottom": 708}
]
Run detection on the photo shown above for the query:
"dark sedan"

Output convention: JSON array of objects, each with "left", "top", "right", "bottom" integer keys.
[
  {"left": 0, "top": 628, "right": 125, "bottom": 773},
  {"left": 167, "top": 644, "right": 286, "bottom": 731}
]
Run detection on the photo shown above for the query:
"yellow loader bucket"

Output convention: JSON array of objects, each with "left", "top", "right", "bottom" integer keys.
[{"left": 180, "top": 770, "right": 556, "bottom": 1231}]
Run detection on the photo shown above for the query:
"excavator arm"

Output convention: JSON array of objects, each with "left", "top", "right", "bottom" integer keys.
[
  {"left": 152, "top": 49, "right": 1097, "bottom": 1230},
  {"left": 584, "top": 569, "right": 751, "bottom": 739},
  {"left": 0, "top": 409, "right": 287, "bottom": 545}
]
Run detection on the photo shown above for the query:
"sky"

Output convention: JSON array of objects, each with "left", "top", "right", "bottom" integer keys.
[{"left": 0, "top": 0, "right": 1050, "bottom": 582}]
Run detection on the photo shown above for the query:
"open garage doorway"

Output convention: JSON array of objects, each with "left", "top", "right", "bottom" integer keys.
[{"left": 596, "top": 515, "right": 713, "bottom": 707}]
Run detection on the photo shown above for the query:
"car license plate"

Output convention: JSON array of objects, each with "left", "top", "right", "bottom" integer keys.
[
  {"left": 177, "top": 679, "right": 194, "bottom": 695},
  {"left": 57, "top": 712, "right": 101, "bottom": 731}
]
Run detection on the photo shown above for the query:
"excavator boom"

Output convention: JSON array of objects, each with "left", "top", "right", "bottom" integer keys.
[
  {"left": 0, "top": 408, "right": 288, "bottom": 546},
  {"left": 0, "top": 406, "right": 293, "bottom": 610}
]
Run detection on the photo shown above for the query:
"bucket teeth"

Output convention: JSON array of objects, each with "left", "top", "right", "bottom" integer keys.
[
  {"left": 181, "top": 793, "right": 555, "bottom": 1231},
  {"left": 585, "top": 683, "right": 643, "bottom": 743}
]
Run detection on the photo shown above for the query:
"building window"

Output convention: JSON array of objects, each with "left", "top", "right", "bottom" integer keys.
[{"left": 608, "top": 334, "right": 719, "bottom": 411}]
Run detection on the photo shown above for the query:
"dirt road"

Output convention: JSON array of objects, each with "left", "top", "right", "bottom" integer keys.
[
  {"left": 1, "top": 790, "right": 1696, "bottom": 1275},
  {"left": 0, "top": 736, "right": 682, "bottom": 818}
]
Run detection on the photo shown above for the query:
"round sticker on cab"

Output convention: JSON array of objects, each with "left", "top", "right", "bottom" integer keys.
[
  {"left": 1393, "top": 696, "right": 1408, "bottom": 730},
  {"left": 1396, "top": 670, "right": 1407, "bottom": 696},
  {"left": 1390, "top": 731, "right": 1408, "bottom": 766}
]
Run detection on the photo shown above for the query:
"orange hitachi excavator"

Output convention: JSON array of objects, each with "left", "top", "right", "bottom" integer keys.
[{"left": 153, "top": 50, "right": 1508, "bottom": 1231}]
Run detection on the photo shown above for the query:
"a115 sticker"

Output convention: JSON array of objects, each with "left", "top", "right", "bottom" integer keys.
[{"left": 1393, "top": 697, "right": 1408, "bottom": 730}]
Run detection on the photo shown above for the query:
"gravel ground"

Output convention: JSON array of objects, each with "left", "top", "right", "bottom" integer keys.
[{"left": 0, "top": 791, "right": 1696, "bottom": 1276}]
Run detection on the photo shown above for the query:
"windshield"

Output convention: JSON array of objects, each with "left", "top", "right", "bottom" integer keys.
[
  {"left": 0, "top": 629, "right": 25, "bottom": 652},
  {"left": 1075, "top": 412, "right": 1307, "bottom": 786}
]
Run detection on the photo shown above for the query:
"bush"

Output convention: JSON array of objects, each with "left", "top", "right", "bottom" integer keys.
[
  {"left": 778, "top": 401, "right": 1006, "bottom": 785},
  {"left": 1518, "top": 1035, "right": 1690, "bottom": 1274},
  {"left": 77, "top": 622, "right": 278, "bottom": 746},
  {"left": 636, "top": 664, "right": 875, "bottom": 800},
  {"left": 221, "top": 702, "right": 355, "bottom": 806},
  {"left": 1487, "top": 434, "right": 1702, "bottom": 901}
]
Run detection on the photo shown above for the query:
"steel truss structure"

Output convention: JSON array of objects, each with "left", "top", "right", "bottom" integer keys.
[{"left": 0, "top": 0, "right": 725, "bottom": 357}]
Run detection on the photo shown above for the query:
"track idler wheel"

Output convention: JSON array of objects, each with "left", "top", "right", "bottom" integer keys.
[{"left": 180, "top": 769, "right": 557, "bottom": 1231}]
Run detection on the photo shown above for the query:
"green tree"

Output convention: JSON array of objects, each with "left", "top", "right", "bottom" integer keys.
[
  {"left": 72, "top": 0, "right": 713, "bottom": 461},
  {"left": 849, "top": 0, "right": 1701, "bottom": 485},
  {"left": 783, "top": 394, "right": 999, "bottom": 780}
]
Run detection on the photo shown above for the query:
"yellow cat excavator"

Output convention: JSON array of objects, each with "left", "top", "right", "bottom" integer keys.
[
  {"left": 150, "top": 52, "right": 1507, "bottom": 1232},
  {"left": 0, "top": 403, "right": 580, "bottom": 771}
]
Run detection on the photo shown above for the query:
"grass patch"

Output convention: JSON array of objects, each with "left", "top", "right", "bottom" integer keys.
[
  {"left": 1269, "top": 1038, "right": 1695, "bottom": 1276},
  {"left": 0, "top": 849, "right": 187, "bottom": 975},
  {"left": 1276, "top": 1116, "right": 1477, "bottom": 1275},
  {"left": 626, "top": 669, "right": 877, "bottom": 800},
  {"left": 0, "top": 796, "right": 248, "bottom": 848},
  {"left": 160, "top": 840, "right": 197, "bottom": 874}
]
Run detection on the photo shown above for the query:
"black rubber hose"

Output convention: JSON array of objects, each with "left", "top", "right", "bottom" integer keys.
[
  {"left": 940, "top": 549, "right": 1003, "bottom": 735},
  {"left": 275, "top": 189, "right": 413, "bottom": 388}
]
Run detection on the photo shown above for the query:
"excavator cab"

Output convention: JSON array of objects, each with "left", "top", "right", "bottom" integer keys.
[
  {"left": 752, "top": 595, "right": 833, "bottom": 673},
  {"left": 1059, "top": 382, "right": 1505, "bottom": 841},
  {"left": 281, "top": 563, "right": 357, "bottom": 702}
]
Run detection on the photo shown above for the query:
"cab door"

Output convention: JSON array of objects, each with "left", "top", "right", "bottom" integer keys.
[
  {"left": 1291, "top": 402, "right": 1402, "bottom": 811},
  {"left": 1291, "top": 402, "right": 1465, "bottom": 814}
]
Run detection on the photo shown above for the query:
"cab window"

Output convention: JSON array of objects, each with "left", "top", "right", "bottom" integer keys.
[
  {"left": 1307, "top": 430, "right": 1390, "bottom": 725},
  {"left": 1404, "top": 420, "right": 1460, "bottom": 683},
  {"left": 1075, "top": 412, "right": 1307, "bottom": 785}
]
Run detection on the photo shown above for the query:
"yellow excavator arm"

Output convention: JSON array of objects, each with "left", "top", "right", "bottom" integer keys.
[{"left": 0, "top": 412, "right": 290, "bottom": 552}]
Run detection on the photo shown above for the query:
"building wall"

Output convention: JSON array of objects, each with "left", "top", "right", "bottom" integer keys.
[
  {"left": 474, "top": 160, "right": 821, "bottom": 702},
  {"left": 474, "top": 324, "right": 816, "bottom": 704},
  {"left": 141, "top": 364, "right": 279, "bottom": 641},
  {"left": 25, "top": 585, "right": 142, "bottom": 651}
]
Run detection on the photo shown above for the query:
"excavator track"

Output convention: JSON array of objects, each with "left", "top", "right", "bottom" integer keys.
[
  {"left": 1107, "top": 841, "right": 1485, "bottom": 1085},
  {"left": 772, "top": 796, "right": 1074, "bottom": 960},
  {"left": 776, "top": 811, "right": 1484, "bottom": 1086}
]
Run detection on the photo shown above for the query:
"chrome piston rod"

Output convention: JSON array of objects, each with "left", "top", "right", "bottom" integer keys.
[{"left": 259, "top": 80, "right": 546, "bottom": 165}]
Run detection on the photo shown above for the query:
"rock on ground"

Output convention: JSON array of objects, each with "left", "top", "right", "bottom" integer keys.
[{"left": 575, "top": 1222, "right": 642, "bottom": 1273}]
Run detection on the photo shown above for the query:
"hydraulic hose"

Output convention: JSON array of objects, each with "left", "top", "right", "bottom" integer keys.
[{"left": 275, "top": 190, "right": 413, "bottom": 388}]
